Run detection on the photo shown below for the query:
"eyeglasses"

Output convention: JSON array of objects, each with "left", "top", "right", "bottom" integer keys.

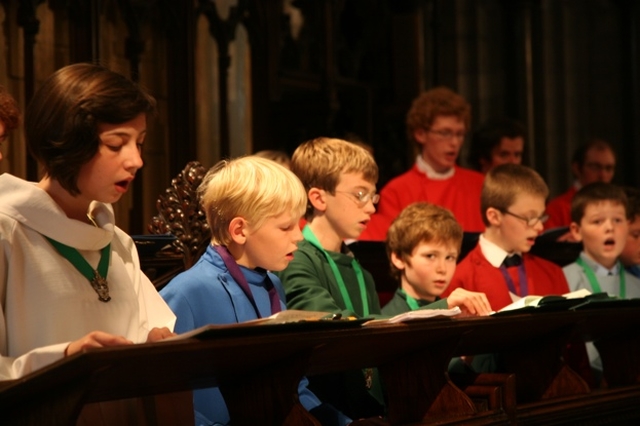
[
  {"left": 502, "top": 210, "right": 549, "bottom": 227},
  {"left": 428, "top": 129, "right": 466, "bottom": 140},
  {"left": 335, "top": 190, "right": 380, "bottom": 205},
  {"left": 584, "top": 162, "right": 615, "bottom": 173}
]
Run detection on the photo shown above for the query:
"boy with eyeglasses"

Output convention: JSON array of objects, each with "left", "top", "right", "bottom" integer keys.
[
  {"left": 442, "top": 164, "right": 570, "bottom": 311},
  {"left": 359, "top": 86, "right": 485, "bottom": 241},
  {"left": 275, "top": 137, "right": 386, "bottom": 420}
]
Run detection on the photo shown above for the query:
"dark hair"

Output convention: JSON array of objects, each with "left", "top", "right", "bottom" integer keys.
[
  {"left": 571, "top": 138, "right": 615, "bottom": 169},
  {"left": 0, "top": 85, "right": 20, "bottom": 131},
  {"left": 624, "top": 186, "right": 640, "bottom": 219},
  {"left": 570, "top": 182, "right": 629, "bottom": 224},
  {"left": 468, "top": 117, "right": 526, "bottom": 171},
  {"left": 25, "top": 63, "right": 156, "bottom": 195}
]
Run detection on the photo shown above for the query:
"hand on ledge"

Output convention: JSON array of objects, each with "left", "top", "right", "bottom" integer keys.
[
  {"left": 447, "top": 288, "right": 492, "bottom": 316},
  {"left": 65, "top": 331, "right": 133, "bottom": 356},
  {"left": 146, "top": 327, "right": 176, "bottom": 342}
]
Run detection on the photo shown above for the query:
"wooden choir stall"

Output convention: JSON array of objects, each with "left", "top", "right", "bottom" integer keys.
[{"left": 1, "top": 298, "right": 640, "bottom": 425}]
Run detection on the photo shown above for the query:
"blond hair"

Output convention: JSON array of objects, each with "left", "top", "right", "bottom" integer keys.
[
  {"left": 199, "top": 156, "right": 307, "bottom": 246},
  {"left": 386, "top": 202, "right": 463, "bottom": 281},
  {"left": 481, "top": 164, "right": 549, "bottom": 226},
  {"left": 291, "top": 137, "right": 378, "bottom": 218}
]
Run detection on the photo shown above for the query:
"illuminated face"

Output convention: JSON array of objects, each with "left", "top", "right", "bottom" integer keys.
[
  {"left": 570, "top": 201, "right": 628, "bottom": 269},
  {"left": 240, "top": 212, "right": 303, "bottom": 271},
  {"left": 493, "top": 193, "right": 547, "bottom": 254},
  {"left": 392, "top": 240, "right": 458, "bottom": 302},
  {"left": 415, "top": 115, "right": 466, "bottom": 173},
  {"left": 481, "top": 136, "right": 524, "bottom": 173},
  {"left": 325, "top": 172, "right": 377, "bottom": 241},
  {"left": 76, "top": 113, "right": 146, "bottom": 205}
]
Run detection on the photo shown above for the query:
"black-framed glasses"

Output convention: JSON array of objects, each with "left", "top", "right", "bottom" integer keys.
[
  {"left": 428, "top": 129, "right": 466, "bottom": 140},
  {"left": 502, "top": 210, "right": 549, "bottom": 227},
  {"left": 335, "top": 190, "right": 380, "bottom": 205}
]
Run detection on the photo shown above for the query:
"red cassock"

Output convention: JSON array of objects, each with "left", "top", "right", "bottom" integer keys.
[
  {"left": 443, "top": 244, "right": 570, "bottom": 311},
  {"left": 360, "top": 165, "right": 485, "bottom": 241}
]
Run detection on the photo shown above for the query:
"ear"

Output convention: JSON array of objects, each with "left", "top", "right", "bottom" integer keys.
[
  {"left": 228, "top": 217, "right": 249, "bottom": 245},
  {"left": 485, "top": 207, "right": 502, "bottom": 227},
  {"left": 414, "top": 128, "right": 428, "bottom": 145},
  {"left": 390, "top": 252, "right": 407, "bottom": 271},
  {"left": 569, "top": 221, "right": 583, "bottom": 242},
  {"left": 308, "top": 187, "right": 327, "bottom": 213}
]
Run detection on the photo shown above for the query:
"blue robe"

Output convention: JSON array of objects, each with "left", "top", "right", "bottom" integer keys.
[{"left": 160, "top": 245, "right": 349, "bottom": 426}]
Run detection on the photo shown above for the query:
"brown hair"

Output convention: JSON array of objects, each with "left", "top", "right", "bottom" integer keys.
[
  {"left": 570, "top": 182, "right": 629, "bottom": 224},
  {"left": 0, "top": 85, "right": 20, "bottom": 132},
  {"left": 25, "top": 63, "right": 156, "bottom": 195},
  {"left": 386, "top": 202, "right": 463, "bottom": 281},
  {"left": 291, "top": 137, "right": 378, "bottom": 219},
  {"left": 481, "top": 164, "right": 549, "bottom": 226},
  {"left": 406, "top": 87, "right": 471, "bottom": 144}
]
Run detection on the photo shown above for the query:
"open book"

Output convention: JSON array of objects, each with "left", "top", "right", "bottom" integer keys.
[
  {"left": 164, "top": 310, "right": 361, "bottom": 341},
  {"left": 493, "top": 289, "right": 592, "bottom": 314}
]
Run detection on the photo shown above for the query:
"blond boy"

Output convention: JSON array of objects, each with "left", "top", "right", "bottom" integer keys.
[
  {"left": 563, "top": 182, "right": 640, "bottom": 299},
  {"left": 275, "top": 137, "right": 384, "bottom": 419},
  {"left": 161, "top": 156, "right": 350, "bottom": 426},
  {"left": 383, "top": 202, "right": 491, "bottom": 316},
  {"left": 443, "top": 164, "right": 570, "bottom": 311}
]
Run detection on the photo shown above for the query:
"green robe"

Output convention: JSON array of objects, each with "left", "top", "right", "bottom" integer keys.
[
  {"left": 277, "top": 240, "right": 381, "bottom": 318},
  {"left": 275, "top": 240, "right": 385, "bottom": 419},
  {"left": 381, "top": 288, "right": 448, "bottom": 316}
]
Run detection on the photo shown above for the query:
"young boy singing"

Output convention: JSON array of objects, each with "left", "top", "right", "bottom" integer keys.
[
  {"left": 160, "top": 156, "right": 351, "bottom": 426},
  {"left": 443, "top": 164, "right": 570, "bottom": 310}
]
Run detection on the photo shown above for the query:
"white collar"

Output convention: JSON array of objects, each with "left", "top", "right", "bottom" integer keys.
[
  {"left": 415, "top": 155, "right": 455, "bottom": 180},
  {"left": 580, "top": 252, "right": 620, "bottom": 276},
  {"left": 478, "top": 234, "right": 522, "bottom": 268}
]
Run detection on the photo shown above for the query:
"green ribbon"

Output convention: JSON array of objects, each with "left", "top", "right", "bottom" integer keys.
[
  {"left": 302, "top": 225, "right": 369, "bottom": 317},
  {"left": 46, "top": 237, "right": 112, "bottom": 302},
  {"left": 576, "top": 256, "right": 625, "bottom": 299}
]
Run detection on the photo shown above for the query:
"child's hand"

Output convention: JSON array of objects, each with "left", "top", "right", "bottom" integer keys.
[
  {"left": 446, "top": 288, "right": 492, "bottom": 316},
  {"left": 146, "top": 327, "right": 176, "bottom": 342},
  {"left": 65, "top": 331, "right": 133, "bottom": 356}
]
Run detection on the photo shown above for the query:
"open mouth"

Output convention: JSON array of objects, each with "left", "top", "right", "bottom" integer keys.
[
  {"left": 604, "top": 238, "right": 615, "bottom": 247},
  {"left": 115, "top": 180, "right": 130, "bottom": 191}
]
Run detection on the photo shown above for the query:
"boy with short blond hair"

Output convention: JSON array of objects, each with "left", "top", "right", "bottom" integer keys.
[
  {"left": 161, "top": 156, "right": 351, "bottom": 426},
  {"left": 620, "top": 186, "right": 640, "bottom": 278},
  {"left": 443, "top": 164, "right": 570, "bottom": 311},
  {"left": 383, "top": 202, "right": 491, "bottom": 316},
  {"left": 563, "top": 182, "right": 640, "bottom": 298},
  {"left": 276, "top": 137, "right": 384, "bottom": 418}
]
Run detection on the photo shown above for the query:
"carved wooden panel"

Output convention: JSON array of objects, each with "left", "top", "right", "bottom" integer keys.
[{"left": 148, "top": 161, "right": 211, "bottom": 269}]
